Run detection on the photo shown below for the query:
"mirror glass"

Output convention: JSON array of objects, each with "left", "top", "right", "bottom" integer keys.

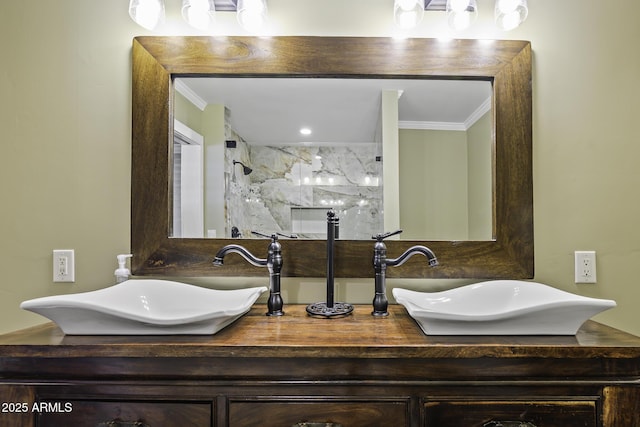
[{"left": 172, "top": 77, "right": 493, "bottom": 241}]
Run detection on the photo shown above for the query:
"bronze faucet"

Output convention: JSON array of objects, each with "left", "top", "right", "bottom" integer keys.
[
  {"left": 372, "top": 230, "right": 438, "bottom": 317},
  {"left": 213, "top": 231, "right": 285, "bottom": 316}
]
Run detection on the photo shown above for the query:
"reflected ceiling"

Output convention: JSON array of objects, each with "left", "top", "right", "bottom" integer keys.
[{"left": 176, "top": 78, "right": 492, "bottom": 145}]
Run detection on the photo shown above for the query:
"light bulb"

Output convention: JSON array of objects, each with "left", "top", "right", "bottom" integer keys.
[
  {"left": 129, "top": 0, "right": 165, "bottom": 30},
  {"left": 237, "top": 0, "right": 268, "bottom": 33},
  {"left": 449, "top": 10, "right": 471, "bottom": 30},
  {"left": 446, "top": 0, "right": 477, "bottom": 31},
  {"left": 393, "top": 0, "right": 424, "bottom": 30},
  {"left": 495, "top": 0, "right": 528, "bottom": 31},
  {"left": 182, "top": 0, "right": 214, "bottom": 30},
  {"left": 449, "top": 0, "right": 470, "bottom": 13},
  {"left": 397, "top": 0, "right": 418, "bottom": 9},
  {"left": 497, "top": 0, "right": 518, "bottom": 14}
]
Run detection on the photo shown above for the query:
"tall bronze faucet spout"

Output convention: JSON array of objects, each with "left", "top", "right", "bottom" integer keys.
[
  {"left": 386, "top": 245, "right": 439, "bottom": 268},
  {"left": 306, "top": 210, "right": 354, "bottom": 318},
  {"left": 213, "top": 244, "right": 268, "bottom": 267}
]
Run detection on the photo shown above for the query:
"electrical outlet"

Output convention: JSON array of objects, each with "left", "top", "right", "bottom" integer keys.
[
  {"left": 575, "top": 251, "right": 596, "bottom": 284},
  {"left": 53, "top": 249, "right": 75, "bottom": 283}
]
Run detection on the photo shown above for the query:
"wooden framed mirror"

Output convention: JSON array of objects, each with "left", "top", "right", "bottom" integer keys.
[{"left": 131, "top": 36, "right": 532, "bottom": 278}]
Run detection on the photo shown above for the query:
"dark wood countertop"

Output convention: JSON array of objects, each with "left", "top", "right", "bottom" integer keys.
[{"left": 2, "top": 305, "right": 640, "bottom": 360}]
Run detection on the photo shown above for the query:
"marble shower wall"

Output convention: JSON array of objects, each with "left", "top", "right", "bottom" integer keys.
[{"left": 226, "top": 139, "right": 383, "bottom": 239}]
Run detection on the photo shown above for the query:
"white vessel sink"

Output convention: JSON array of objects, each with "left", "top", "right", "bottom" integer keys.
[
  {"left": 20, "top": 280, "right": 267, "bottom": 335},
  {"left": 393, "top": 280, "right": 616, "bottom": 335}
]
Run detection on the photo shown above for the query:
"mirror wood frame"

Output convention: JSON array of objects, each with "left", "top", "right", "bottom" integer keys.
[{"left": 132, "top": 36, "right": 532, "bottom": 279}]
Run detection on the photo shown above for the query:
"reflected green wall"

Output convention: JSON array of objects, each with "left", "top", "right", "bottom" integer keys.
[
  {"left": 174, "top": 93, "right": 226, "bottom": 237},
  {"left": 399, "top": 129, "right": 469, "bottom": 240},
  {"left": 174, "top": 91, "right": 204, "bottom": 134},
  {"left": 467, "top": 112, "right": 493, "bottom": 240},
  {"left": 399, "top": 110, "right": 492, "bottom": 241}
]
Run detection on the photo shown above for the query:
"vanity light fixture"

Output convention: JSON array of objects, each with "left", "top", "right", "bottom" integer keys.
[
  {"left": 393, "top": 0, "right": 527, "bottom": 31},
  {"left": 300, "top": 127, "right": 312, "bottom": 136},
  {"left": 128, "top": 0, "right": 268, "bottom": 33},
  {"left": 128, "top": 0, "right": 165, "bottom": 30}
]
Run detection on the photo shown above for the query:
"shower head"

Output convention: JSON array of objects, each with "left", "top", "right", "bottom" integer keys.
[{"left": 233, "top": 160, "right": 253, "bottom": 175}]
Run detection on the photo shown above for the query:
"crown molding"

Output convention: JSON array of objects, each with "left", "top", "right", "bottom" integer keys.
[{"left": 174, "top": 80, "right": 208, "bottom": 111}]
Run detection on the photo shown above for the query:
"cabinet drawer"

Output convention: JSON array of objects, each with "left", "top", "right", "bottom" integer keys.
[
  {"left": 37, "top": 400, "right": 212, "bottom": 427},
  {"left": 424, "top": 400, "right": 597, "bottom": 427},
  {"left": 229, "top": 397, "right": 409, "bottom": 427}
]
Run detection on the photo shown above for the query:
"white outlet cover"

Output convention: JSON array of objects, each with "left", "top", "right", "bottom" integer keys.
[
  {"left": 575, "top": 250, "right": 596, "bottom": 284},
  {"left": 53, "top": 249, "right": 75, "bottom": 283}
]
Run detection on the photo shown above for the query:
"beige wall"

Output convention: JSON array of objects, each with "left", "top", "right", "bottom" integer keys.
[
  {"left": 382, "top": 90, "right": 401, "bottom": 233},
  {"left": 175, "top": 91, "right": 204, "bottom": 134},
  {"left": 399, "top": 129, "right": 469, "bottom": 240},
  {"left": 2, "top": 0, "right": 640, "bottom": 335},
  {"left": 398, "top": 112, "right": 492, "bottom": 240},
  {"left": 202, "top": 104, "right": 226, "bottom": 237},
  {"left": 467, "top": 111, "right": 493, "bottom": 240}
]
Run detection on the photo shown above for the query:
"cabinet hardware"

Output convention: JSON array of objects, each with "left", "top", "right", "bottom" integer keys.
[
  {"left": 484, "top": 422, "right": 537, "bottom": 427},
  {"left": 97, "top": 420, "right": 149, "bottom": 427},
  {"left": 292, "top": 423, "right": 343, "bottom": 427}
]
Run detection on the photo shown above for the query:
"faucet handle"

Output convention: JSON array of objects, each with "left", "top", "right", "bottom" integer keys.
[
  {"left": 277, "top": 232, "right": 298, "bottom": 239},
  {"left": 372, "top": 229, "right": 403, "bottom": 241},
  {"left": 251, "top": 230, "right": 278, "bottom": 240},
  {"left": 251, "top": 231, "right": 298, "bottom": 240}
]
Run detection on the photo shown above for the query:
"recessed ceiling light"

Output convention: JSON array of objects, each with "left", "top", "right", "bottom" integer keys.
[{"left": 300, "top": 127, "right": 312, "bottom": 135}]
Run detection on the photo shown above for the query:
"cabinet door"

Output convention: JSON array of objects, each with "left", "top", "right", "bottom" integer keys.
[
  {"left": 229, "top": 397, "right": 409, "bottom": 427},
  {"left": 603, "top": 386, "right": 640, "bottom": 427},
  {"left": 37, "top": 400, "right": 212, "bottom": 427},
  {"left": 424, "top": 400, "right": 597, "bottom": 427},
  {"left": 0, "top": 385, "right": 35, "bottom": 427}
]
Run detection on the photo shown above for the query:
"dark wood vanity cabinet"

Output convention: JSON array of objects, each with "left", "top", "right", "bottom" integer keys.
[{"left": 1, "top": 305, "right": 639, "bottom": 427}]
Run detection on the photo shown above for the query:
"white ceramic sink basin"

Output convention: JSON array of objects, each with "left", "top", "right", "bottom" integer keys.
[
  {"left": 393, "top": 280, "right": 616, "bottom": 335},
  {"left": 20, "top": 280, "right": 267, "bottom": 335}
]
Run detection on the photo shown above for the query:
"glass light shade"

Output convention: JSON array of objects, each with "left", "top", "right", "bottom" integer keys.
[
  {"left": 393, "top": 0, "right": 425, "bottom": 30},
  {"left": 237, "top": 0, "right": 268, "bottom": 33},
  {"left": 128, "top": 0, "right": 165, "bottom": 30},
  {"left": 494, "top": 0, "right": 528, "bottom": 31},
  {"left": 182, "top": 0, "right": 215, "bottom": 30},
  {"left": 446, "top": 0, "right": 477, "bottom": 31}
]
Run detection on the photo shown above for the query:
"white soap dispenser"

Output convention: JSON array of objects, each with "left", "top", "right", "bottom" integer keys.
[{"left": 115, "top": 254, "right": 133, "bottom": 283}]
